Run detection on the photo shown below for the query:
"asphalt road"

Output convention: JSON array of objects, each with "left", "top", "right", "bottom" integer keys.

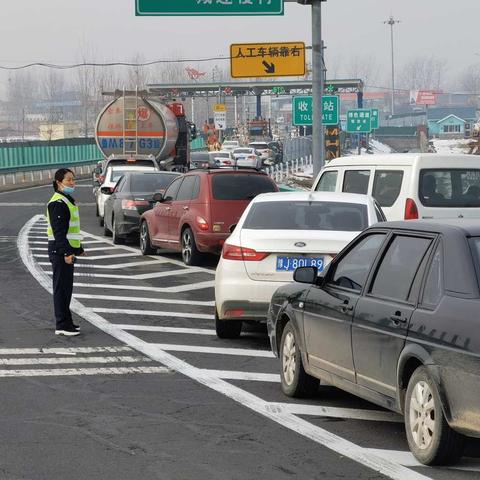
[{"left": 0, "top": 180, "right": 479, "bottom": 480}]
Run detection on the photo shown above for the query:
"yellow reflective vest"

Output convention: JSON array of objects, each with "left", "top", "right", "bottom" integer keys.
[{"left": 46, "top": 192, "right": 82, "bottom": 249}]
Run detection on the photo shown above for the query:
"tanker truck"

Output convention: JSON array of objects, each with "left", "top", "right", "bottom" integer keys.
[{"left": 95, "top": 90, "right": 196, "bottom": 172}]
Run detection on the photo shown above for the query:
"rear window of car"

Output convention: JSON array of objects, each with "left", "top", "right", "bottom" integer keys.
[
  {"left": 243, "top": 201, "right": 368, "bottom": 231},
  {"left": 212, "top": 152, "right": 230, "bottom": 158},
  {"left": 191, "top": 152, "right": 210, "bottom": 161},
  {"left": 249, "top": 143, "right": 268, "bottom": 149},
  {"left": 130, "top": 174, "right": 179, "bottom": 193},
  {"left": 234, "top": 149, "right": 253, "bottom": 154},
  {"left": 211, "top": 174, "right": 276, "bottom": 200},
  {"left": 419, "top": 169, "right": 480, "bottom": 207}
]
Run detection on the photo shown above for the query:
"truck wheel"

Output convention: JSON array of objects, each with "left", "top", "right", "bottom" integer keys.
[
  {"left": 280, "top": 321, "right": 319, "bottom": 398},
  {"left": 181, "top": 228, "right": 202, "bottom": 266},
  {"left": 215, "top": 309, "right": 242, "bottom": 339},
  {"left": 405, "top": 366, "right": 464, "bottom": 465},
  {"left": 140, "top": 221, "right": 156, "bottom": 255}
]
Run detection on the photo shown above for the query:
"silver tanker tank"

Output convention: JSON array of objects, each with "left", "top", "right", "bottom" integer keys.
[{"left": 95, "top": 95, "right": 179, "bottom": 161}]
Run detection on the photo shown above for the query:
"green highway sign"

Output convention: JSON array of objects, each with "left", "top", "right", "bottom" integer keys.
[
  {"left": 346, "top": 109, "right": 373, "bottom": 133},
  {"left": 136, "top": 0, "right": 284, "bottom": 16},
  {"left": 371, "top": 108, "right": 379, "bottom": 130},
  {"left": 292, "top": 95, "right": 339, "bottom": 126}
]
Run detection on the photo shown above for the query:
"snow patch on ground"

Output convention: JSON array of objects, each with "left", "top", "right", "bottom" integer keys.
[{"left": 432, "top": 138, "right": 472, "bottom": 155}]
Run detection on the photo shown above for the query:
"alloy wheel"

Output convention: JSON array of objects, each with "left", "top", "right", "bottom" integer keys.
[
  {"left": 409, "top": 380, "right": 435, "bottom": 450},
  {"left": 282, "top": 331, "right": 296, "bottom": 386},
  {"left": 140, "top": 222, "right": 147, "bottom": 252},
  {"left": 182, "top": 230, "right": 192, "bottom": 264}
]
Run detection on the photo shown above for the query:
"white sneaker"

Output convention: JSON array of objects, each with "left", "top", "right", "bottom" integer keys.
[{"left": 55, "top": 328, "right": 81, "bottom": 337}]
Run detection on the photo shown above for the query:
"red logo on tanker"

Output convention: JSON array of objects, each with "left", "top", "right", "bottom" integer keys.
[{"left": 137, "top": 106, "right": 151, "bottom": 122}]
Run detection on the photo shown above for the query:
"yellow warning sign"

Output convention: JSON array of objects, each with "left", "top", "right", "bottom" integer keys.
[
  {"left": 213, "top": 103, "right": 226, "bottom": 112},
  {"left": 230, "top": 42, "right": 306, "bottom": 79}
]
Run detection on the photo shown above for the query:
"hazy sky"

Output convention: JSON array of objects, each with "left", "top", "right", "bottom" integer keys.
[{"left": 0, "top": 0, "right": 478, "bottom": 94}]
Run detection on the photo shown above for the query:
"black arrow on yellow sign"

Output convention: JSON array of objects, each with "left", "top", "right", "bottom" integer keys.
[{"left": 262, "top": 61, "right": 275, "bottom": 74}]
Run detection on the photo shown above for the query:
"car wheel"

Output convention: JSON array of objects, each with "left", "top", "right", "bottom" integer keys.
[
  {"left": 280, "top": 321, "right": 319, "bottom": 398},
  {"left": 103, "top": 218, "right": 112, "bottom": 237},
  {"left": 215, "top": 309, "right": 242, "bottom": 339},
  {"left": 112, "top": 217, "right": 124, "bottom": 245},
  {"left": 95, "top": 202, "right": 99, "bottom": 217},
  {"left": 181, "top": 227, "right": 202, "bottom": 266},
  {"left": 140, "top": 221, "right": 156, "bottom": 255},
  {"left": 99, "top": 215, "right": 104, "bottom": 227},
  {"left": 405, "top": 366, "right": 464, "bottom": 465}
]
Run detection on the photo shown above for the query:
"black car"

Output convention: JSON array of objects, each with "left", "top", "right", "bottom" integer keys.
[
  {"left": 268, "top": 219, "right": 480, "bottom": 466},
  {"left": 103, "top": 171, "right": 181, "bottom": 244},
  {"left": 268, "top": 141, "right": 283, "bottom": 163}
]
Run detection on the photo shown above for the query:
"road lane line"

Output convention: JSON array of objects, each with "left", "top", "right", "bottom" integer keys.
[
  {"left": 116, "top": 325, "right": 216, "bottom": 335},
  {"left": 0, "top": 346, "right": 133, "bottom": 355},
  {"left": 38, "top": 260, "right": 165, "bottom": 270},
  {"left": 0, "top": 355, "right": 152, "bottom": 366},
  {"left": 150, "top": 344, "right": 275, "bottom": 358},
  {"left": 75, "top": 293, "right": 215, "bottom": 307},
  {"left": 0, "top": 366, "right": 170, "bottom": 378},
  {"left": 267, "top": 402, "right": 403, "bottom": 422},
  {"left": 91, "top": 308, "right": 214, "bottom": 320},
  {"left": 73, "top": 280, "right": 215, "bottom": 293},
  {"left": 20, "top": 215, "right": 433, "bottom": 480},
  {"left": 43, "top": 269, "right": 209, "bottom": 280},
  {"left": 205, "top": 370, "right": 280, "bottom": 382},
  {"left": 34, "top": 252, "right": 140, "bottom": 260}
]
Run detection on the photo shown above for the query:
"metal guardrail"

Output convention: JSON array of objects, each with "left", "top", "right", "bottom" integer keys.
[{"left": 265, "top": 155, "right": 313, "bottom": 184}]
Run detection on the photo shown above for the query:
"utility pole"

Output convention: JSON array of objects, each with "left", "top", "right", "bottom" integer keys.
[{"left": 384, "top": 16, "right": 400, "bottom": 116}]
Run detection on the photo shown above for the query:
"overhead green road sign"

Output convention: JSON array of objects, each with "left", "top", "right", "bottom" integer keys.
[
  {"left": 346, "top": 109, "right": 372, "bottom": 133},
  {"left": 371, "top": 108, "right": 379, "bottom": 130},
  {"left": 136, "top": 0, "right": 284, "bottom": 16},
  {"left": 292, "top": 95, "right": 339, "bottom": 126}
]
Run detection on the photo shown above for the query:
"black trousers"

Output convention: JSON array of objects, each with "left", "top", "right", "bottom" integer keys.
[{"left": 50, "top": 255, "right": 74, "bottom": 329}]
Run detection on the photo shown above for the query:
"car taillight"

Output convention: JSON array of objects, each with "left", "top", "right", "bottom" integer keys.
[
  {"left": 122, "top": 199, "right": 149, "bottom": 210},
  {"left": 404, "top": 198, "right": 419, "bottom": 220},
  {"left": 196, "top": 216, "right": 209, "bottom": 231},
  {"left": 222, "top": 243, "right": 269, "bottom": 262}
]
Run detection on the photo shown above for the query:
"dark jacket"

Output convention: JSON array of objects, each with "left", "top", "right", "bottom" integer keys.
[{"left": 47, "top": 191, "right": 84, "bottom": 258}]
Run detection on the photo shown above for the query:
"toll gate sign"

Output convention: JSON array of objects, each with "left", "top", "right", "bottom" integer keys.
[{"left": 136, "top": 0, "right": 284, "bottom": 16}]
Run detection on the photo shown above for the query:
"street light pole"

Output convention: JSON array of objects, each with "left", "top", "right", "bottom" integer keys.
[
  {"left": 311, "top": 0, "right": 325, "bottom": 177},
  {"left": 384, "top": 16, "right": 400, "bottom": 116}
]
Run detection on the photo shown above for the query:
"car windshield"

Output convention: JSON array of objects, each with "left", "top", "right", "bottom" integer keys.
[
  {"left": 234, "top": 149, "right": 253, "bottom": 154},
  {"left": 419, "top": 169, "right": 480, "bottom": 207},
  {"left": 110, "top": 169, "right": 131, "bottom": 182},
  {"left": 243, "top": 201, "right": 368, "bottom": 231},
  {"left": 212, "top": 152, "right": 230, "bottom": 158},
  {"left": 212, "top": 174, "right": 276, "bottom": 200},
  {"left": 130, "top": 174, "right": 179, "bottom": 193}
]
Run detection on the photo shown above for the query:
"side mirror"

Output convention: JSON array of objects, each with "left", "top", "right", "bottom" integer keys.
[
  {"left": 294, "top": 266, "right": 319, "bottom": 284},
  {"left": 153, "top": 192, "right": 164, "bottom": 203},
  {"left": 100, "top": 186, "right": 113, "bottom": 195},
  {"left": 94, "top": 166, "right": 102, "bottom": 174}
]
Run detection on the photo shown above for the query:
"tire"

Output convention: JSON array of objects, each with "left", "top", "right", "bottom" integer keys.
[
  {"left": 215, "top": 309, "right": 242, "bottom": 339},
  {"left": 140, "top": 221, "right": 156, "bottom": 255},
  {"left": 405, "top": 366, "right": 465, "bottom": 465},
  {"left": 99, "top": 215, "right": 104, "bottom": 227},
  {"left": 280, "top": 321, "right": 319, "bottom": 398},
  {"left": 103, "top": 218, "right": 112, "bottom": 237},
  {"left": 181, "top": 227, "right": 202, "bottom": 266},
  {"left": 95, "top": 202, "right": 99, "bottom": 217},
  {"left": 112, "top": 217, "right": 124, "bottom": 245}
]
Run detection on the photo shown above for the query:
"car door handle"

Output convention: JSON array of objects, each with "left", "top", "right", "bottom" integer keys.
[
  {"left": 183, "top": 206, "right": 189, "bottom": 211},
  {"left": 339, "top": 304, "right": 354, "bottom": 314},
  {"left": 390, "top": 313, "right": 408, "bottom": 324},
  {"left": 165, "top": 207, "right": 171, "bottom": 211}
]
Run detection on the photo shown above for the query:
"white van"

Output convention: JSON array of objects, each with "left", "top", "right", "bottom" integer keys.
[{"left": 312, "top": 153, "right": 480, "bottom": 221}]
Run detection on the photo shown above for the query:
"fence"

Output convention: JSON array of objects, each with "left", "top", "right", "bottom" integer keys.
[
  {"left": 265, "top": 155, "right": 313, "bottom": 184},
  {"left": 282, "top": 136, "right": 313, "bottom": 163}
]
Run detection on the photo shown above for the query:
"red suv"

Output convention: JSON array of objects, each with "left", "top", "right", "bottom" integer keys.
[{"left": 139, "top": 169, "right": 278, "bottom": 265}]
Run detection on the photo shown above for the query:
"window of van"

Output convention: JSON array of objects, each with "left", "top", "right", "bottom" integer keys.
[
  {"left": 372, "top": 171, "right": 404, "bottom": 207},
  {"left": 419, "top": 169, "right": 480, "bottom": 207},
  {"left": 343, "top": 170, "right": 370, "bottom": 194},
  {"left": 315, "top": 170, "right": 337, "bottom": 192}
]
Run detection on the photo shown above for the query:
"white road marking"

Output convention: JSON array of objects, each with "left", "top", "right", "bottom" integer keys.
[
  {"left": 0, "top": 366, "right": 170, "bottom": 378},
  {"left": 83, "top": 246, "right": 126, "bottom": 252},
  {"left": 91, "top": 307, "right": 214, "bottom": 320},
  {"left": 44, "top": 268, "right": 208, "bottom": 280},
  {"left": 28, "top": 235, "right": 48, "bottom": 239},
  {"left": 38, "top": 260, "right": 165, "bottom": 270},
  {"left": 366, "top": 449, "right": 480, "bottom": 473},
  {"left": 116, "top": 325, "right": 216, "bottom": 335},
  {"left": 0, "top": 355, "right": 151, "bottom": 366},
  {"left": 151, "top": 343, "right": 275, "bottom": 358},
  {"left": 0, "top": 202, "right": 95, "bottom": 206},
  {"left": 205, "top": 370, "right": 280, "bottom": 382},
  {"left": 81, "top": 240, "right": 108, "bottom": 244},
  {"left": 20, "top": 215, "right": 433, "bottom": 480},
  {"left": 267, "top": 402, "right": 403, "bottom": 423},
  {"left": 34, "top": 252, "right": 140, "bottom": 261},
  {"left": 73, "top": 280, "right": 215, "bottom": 293},
  {"left": 75, "top": 293, "right": 214, "bottom": 307},
  {"left": 30, "top": 241, "right": 48, "bottom": 244},
  {"left": 0, "top": 346, "right": 132, "bottom": 355}
]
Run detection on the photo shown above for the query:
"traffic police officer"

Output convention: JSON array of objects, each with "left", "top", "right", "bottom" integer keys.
[{"left": 47, "top": 168, "right": 86, "bottom": 336}]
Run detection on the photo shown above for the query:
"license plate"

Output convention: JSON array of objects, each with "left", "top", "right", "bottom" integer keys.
[{"left": 276, "top": 256, "right": 324, "bottom": 272}]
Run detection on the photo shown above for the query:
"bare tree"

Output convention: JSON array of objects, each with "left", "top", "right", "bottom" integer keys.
[
  {"left": 127, "top": 53, "right": 151, "bottom": 89},
  {"left": 41, "top": 69, "right": 66, "bottom": 140},
  {"left": 397, "top": 55, "right": 447, "bottom": 91},
  {"left": 460, "top": 63, "right": 480, "bottom": 93},
  {"left": 342, "top": 53, "right": 381, "bottom": 89}
]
